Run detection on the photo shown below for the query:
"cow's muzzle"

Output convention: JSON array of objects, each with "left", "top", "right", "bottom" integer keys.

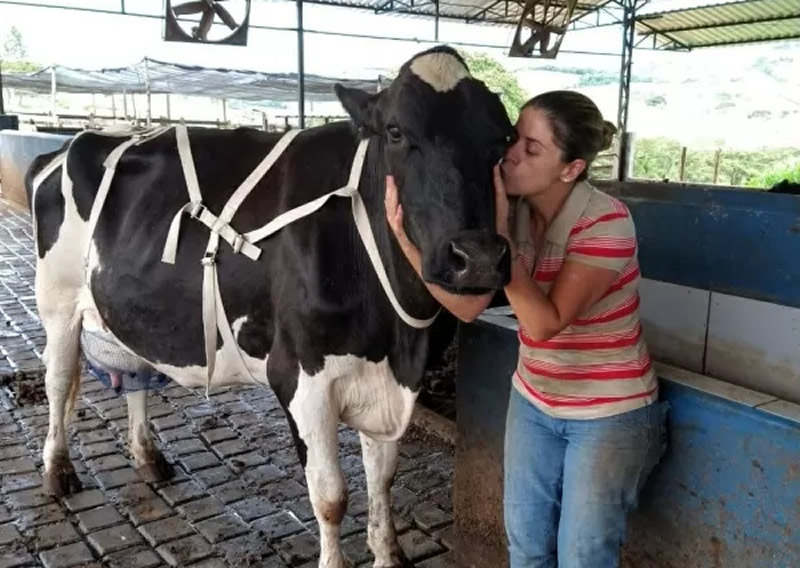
[{"left": 423, "top": 230, "right": 511, "bottom": 293}]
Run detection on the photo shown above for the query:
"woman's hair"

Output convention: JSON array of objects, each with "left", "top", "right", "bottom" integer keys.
[{"left": 522, "top": 91, "right": 617, "bottom": 181}]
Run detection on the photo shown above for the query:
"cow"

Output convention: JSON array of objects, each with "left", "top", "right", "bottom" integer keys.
[{"left": 25, "top": 45, "right": 514, "bottom": 567}]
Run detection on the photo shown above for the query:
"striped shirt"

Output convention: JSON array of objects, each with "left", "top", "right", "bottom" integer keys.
[{"left": 510, "top": 181, "right": 657, "bottom": 419}]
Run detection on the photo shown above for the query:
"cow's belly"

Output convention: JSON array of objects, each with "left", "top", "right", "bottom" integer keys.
[
  {"left": 290, "top": 354, "right": 418, "bottom": 442},
  {"left": 148, "top": 315, "right": 269, "bottom": 390}
]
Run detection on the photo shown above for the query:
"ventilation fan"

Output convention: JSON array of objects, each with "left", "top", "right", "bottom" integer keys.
[
  {"left": 164, "top": 0, "right": 251, "bottom": 46},
  {"left": 509, "top": 0, "right": 577, "bottom": 59}
]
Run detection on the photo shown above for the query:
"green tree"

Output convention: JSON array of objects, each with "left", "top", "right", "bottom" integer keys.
[
  {"left": 0, "top": 27, "right": 42, "bottom": 73},
  {"left": 2, "top": 26, "right": 27, "bottom": 59},
  {"left": 462, "top": 51, "right": 527, "bottom": 123}
]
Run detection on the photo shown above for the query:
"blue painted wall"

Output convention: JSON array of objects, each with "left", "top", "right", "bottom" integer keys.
[{"left": 597, "top": 181, "right": 800, "bottom": 309}]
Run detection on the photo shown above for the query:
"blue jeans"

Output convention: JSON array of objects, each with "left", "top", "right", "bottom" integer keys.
[{"left": 503, "top": 389, "right": 668, "bottom": 568}]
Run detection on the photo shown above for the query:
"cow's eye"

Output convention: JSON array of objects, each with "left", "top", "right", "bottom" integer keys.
[{"left": 386, "top": 125, "right": 403, "bottom": 144}]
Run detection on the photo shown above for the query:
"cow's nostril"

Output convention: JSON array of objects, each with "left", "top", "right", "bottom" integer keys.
[{"left": 448, "top": 241, "right": 469, "bottom": 273}]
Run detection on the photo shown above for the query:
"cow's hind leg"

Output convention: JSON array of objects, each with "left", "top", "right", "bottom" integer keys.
[
  {"left": 360, "top": 435, "right": 411, "bottom": 568},
  {"left": 288, "top": 389, "right": 351, "bottom": 567},
  {"left": 40, "top": 310, "right": 83, "bottom": 497},
  {"left": 126, "top": 390, "right": 174, "bottom": 482}
]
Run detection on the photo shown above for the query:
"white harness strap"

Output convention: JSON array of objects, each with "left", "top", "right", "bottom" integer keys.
[
  {"left": 84, "top": 127, "right": 172, "bottom": 278},
  {"left": 30, "top": 150, "right": 67, "bottom": 251},
  {"left": 76, "top": 123, "right": 440, "bottom": 398}
]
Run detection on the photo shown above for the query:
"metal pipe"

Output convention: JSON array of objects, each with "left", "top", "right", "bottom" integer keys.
[
  {"left": 143, "top": 58, "right": 152, "bottom": 127},
  {"left": 297, "top": 0, "right": 305, "bottom": 129},
  {"left": 50, "top": 66, "right": 57, "bottom": 118},
  {"left": 0, "top": 62, "right": 5, "bottom": 115},
  {"left": 435, "top": 0, "right": 440, "bottom": 41}
]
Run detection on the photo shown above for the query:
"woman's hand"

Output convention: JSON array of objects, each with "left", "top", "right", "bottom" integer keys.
[
  {"left": 385, "top": 175, "right": 419, "bottom": 260},
  {"left": 384, "top": 174, "right": 492, "bottom": 322},
  {"left": 493, "top": 165, "right": 511, "bottom": 242}
]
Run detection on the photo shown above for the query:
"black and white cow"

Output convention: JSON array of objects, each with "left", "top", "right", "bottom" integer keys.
[{"left": 26, "top": 45, "right": 513, "bottom": 567}]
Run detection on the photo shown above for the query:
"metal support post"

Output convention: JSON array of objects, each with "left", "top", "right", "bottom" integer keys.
[
  {"left": 297, "top": 0, "right": 306, "bottom": 129},
  {"left": 143, "top": 58, "right": 152, "bottom": 127},
  {"left": 615, "top": 0, "right": 639, "bottom": 181}
]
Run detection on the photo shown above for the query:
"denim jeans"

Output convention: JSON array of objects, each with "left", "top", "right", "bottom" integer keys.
[{"left": 503, "top": 388, "right": 668, "bottom": 568}]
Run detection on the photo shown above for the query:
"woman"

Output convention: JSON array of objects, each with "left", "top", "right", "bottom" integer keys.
[{"left": 385, "top": 90, "right": 667, "bottom": 568}]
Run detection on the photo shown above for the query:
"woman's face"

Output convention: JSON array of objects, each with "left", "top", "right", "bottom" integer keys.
[{"left": 501, "top": 106, "right": 582, "bottom": 197}]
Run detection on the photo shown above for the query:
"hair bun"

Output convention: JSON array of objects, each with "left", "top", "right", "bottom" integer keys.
[{"left": 600, "top": 120, "right": 617, "bottom": 152}]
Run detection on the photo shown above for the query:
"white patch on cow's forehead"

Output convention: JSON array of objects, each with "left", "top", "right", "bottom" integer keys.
[{"left": 409, "top": 52, "right": 470, "bottom": 93}]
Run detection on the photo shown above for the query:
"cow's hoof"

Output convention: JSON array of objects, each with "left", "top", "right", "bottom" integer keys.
[
  {"left": 135, "top": 451, "right": 175, "bottom": 483},
  {"left": 374, "top": 549, "right": 413, "bottom": 568},
  {"left": 43, "top": 467, "right": 82, "bottom": 497}
]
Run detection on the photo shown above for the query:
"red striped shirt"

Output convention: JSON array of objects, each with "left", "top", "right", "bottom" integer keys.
[{"left": 510, "top": 181, "right": 657, "bottom": 419}]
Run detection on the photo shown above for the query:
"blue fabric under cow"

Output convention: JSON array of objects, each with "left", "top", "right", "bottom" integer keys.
[
  {"left": 81, "top": 324, "right": 171, "bottom": 394},
  {"left": 85, "top": 360, "right": 171, "bottom": 394}
]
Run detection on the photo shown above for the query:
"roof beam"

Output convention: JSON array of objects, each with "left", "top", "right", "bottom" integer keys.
[{"left": 638, "top": 13, "right": 800, "bottom": 34}]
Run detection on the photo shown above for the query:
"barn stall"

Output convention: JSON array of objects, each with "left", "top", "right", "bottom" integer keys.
[{"left": 1, "top": 0, "right": 800, "bottom": 566}]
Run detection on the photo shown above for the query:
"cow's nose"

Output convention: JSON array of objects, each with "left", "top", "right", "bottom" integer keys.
[{"left": 446, "top": 232, "right": 510, "bottom": 289}]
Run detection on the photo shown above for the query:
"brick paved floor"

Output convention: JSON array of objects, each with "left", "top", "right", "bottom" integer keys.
[{"left": 0, "top": 201, "right": 458, "bottom": 568}]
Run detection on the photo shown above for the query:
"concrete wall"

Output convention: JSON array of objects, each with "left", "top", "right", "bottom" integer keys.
[{"left": 0, "top": 130, "right": 71, "bottom": 210}]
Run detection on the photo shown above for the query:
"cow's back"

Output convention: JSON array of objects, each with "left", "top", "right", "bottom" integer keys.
[{"left": 60, "top": 124, "right": 379, "bottom": 375}]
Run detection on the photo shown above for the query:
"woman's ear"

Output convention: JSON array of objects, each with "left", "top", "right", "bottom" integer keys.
[{"left": 560, "top": 159, "right": 587, "bottom": 183}]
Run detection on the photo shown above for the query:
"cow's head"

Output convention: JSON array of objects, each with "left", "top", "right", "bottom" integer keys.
[{"left": 335, "top": 46, "right": 514, "bottom": 294}]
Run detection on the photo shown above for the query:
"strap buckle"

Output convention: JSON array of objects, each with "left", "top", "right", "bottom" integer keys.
[
  {"left": 201, "top": 251, "right": 216, "bottom": 266},
  {"left": 190, "top": 201, "right": 206, "bottom": 219}
]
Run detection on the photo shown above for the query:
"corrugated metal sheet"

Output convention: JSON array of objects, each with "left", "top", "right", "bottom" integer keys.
[
  {"left": 304, "top": 0, "right": 610, "bottom": 26},
  {"left": 3, "top": 59, "right": 380, "bottom": 102},
  {"left": 636, "top": 0, "right": 800, "bottom": 49}
]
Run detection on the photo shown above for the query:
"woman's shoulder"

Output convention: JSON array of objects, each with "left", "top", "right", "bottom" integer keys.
[
  {"left": 583, "top": 181, "right": 631, "bottom": 217},
  {"left": 571, "top": 181, "right": 634, "bottom": 238}
]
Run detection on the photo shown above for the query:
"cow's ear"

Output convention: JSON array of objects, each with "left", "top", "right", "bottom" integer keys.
[{"left": 335, "top": 84, "right": 380, "bottom": 133}]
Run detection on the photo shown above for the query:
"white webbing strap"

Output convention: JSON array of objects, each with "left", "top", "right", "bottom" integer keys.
[
  {"left": 84, "top": 136, "right": 142, "bottom": 278},
  {"left": 243, "top": 138, "right": 438, "bottom": 329},
  {"left": 84, "top": 127, "right": 173, "bottom": 275},
  {"left": 219, "top": 129, "right": 303, "bottom": 224},
  {"left": 31, "top": 151, "right": 68, "bottom": 250},
  {"left": 346, "top": 141, "right": 440, "bottom": 329},
  {"left": 162, "top": 126, "right": 303, "bottom": 264}
]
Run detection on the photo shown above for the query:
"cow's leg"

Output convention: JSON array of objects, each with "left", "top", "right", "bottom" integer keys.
[
  {"left": 126, "top": 390, "right": 174, "bottom": 482},
  {"left": 40, "top": 311, "right": 83, "bottom": 497},
  {"left": 288, "top": 393, "right": 350, "bottom": 567},
  {"left": 360, "top": 434, "right": 410, "bottom": 567}
]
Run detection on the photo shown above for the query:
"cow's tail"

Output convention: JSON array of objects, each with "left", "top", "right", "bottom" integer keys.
[{"left": 64, "top": 364, "right": 82, "bottom": 421}]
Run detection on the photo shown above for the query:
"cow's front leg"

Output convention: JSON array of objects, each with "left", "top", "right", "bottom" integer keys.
[
  {"left": 360, "top": 434, "right": 411, "bottom": 567},
  {"left": 289, "top": 394, "right": 350, "bottom": 568},
  {"left": 126, "top": 390, "right": 174, "bottom": 482}
]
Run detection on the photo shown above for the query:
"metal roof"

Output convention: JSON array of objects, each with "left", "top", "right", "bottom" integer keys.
[
  {"left": 2, "top": 58, "right": 379, "bottom": 103},
  {"left": 302, "top": 0, "right": 612, "bottom": 27},
  {"left": 635, "top": 0, "right": 800, "bottom": 50}
]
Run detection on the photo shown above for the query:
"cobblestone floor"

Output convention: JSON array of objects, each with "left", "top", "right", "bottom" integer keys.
[{"left": 0, "top": 201, "right": 458, "bottom": 568}]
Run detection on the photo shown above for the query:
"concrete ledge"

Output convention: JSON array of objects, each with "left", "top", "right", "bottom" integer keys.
[{"left": 0, "top": 130, "right": 71, "bottom": 209}]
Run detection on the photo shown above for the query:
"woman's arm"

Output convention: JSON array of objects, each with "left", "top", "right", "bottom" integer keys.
[
  {"left": 384, "top": 176, "right": 493, "bottom": 322},
  {"left": 493, "top": 166, "right": 621, "bottom": 341},
  {"left": 504, "top": 258, "right": 619, "bottom": 341}
]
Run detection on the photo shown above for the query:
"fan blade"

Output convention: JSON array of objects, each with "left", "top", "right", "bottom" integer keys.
[
  {"left": 194, "top": 9, "right": 214, "bottom": 40},
  {"left": 172, "top": 0, "right": 207, "bottom": 15},
  {"left": 213, "top": 4, "right": 238, "bottom": 30}
]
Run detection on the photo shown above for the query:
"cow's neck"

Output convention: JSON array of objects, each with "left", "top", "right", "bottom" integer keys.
[{"left": 358, "top": 134, "right": 440, "bottom": 331}]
